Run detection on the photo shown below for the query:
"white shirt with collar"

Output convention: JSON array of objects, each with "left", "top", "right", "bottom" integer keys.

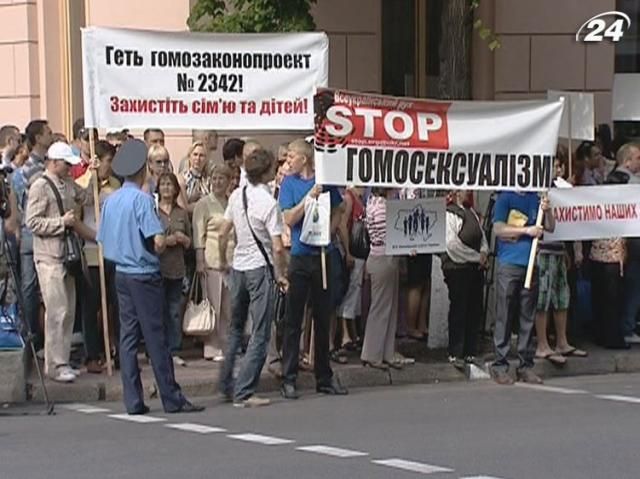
[{"left": 225, "top": 182, "right": 284, "bottom": 272}]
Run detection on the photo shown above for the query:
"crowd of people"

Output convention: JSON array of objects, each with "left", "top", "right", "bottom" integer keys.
[{"left": 1, "top": 116, "right": 639, "bottom": 411}]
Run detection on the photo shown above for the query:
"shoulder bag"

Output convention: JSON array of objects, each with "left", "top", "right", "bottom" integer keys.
[
  {"left": 182, "top": 272, "right": 216, "bottom": 335},
  {"left": 42, "top": 176, "right": 87, "bottom": 278},
  {"left": 242, "top": 186, "right": 286, "bottom": 328}
]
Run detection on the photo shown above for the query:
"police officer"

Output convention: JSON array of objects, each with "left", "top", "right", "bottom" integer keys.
[{"left": 98, "top": 139, "right": 203, "bottom": 414}]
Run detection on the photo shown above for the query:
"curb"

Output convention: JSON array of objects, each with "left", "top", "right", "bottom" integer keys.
[{"left": 27, "top": 347, "right": 640, "bottom": 404}]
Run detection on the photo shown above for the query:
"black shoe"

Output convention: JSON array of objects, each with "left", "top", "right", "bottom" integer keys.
[
  {"left": 316, "top": 377, "right": 348, "bottom": 395},
  {"left": 169, "top": 401, "right": 205, "bottom": 413},
  {"left": 281, "top": 383, "right": 300, "bottom": 400},
  {"left": 128, "top": 405, "right": 150, "bottom": 415}
]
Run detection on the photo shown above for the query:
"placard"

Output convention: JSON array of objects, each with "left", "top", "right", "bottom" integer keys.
[{"left": 385, "top": 198, "right": 446, "bottom": 255}]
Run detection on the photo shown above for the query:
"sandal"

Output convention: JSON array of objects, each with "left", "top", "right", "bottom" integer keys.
[
  {"left": 559, "top": 347, "right": 588, "bottom": 358},
  {"left": 330, "top": 350, "right": 348, "bottom": 364},
  {"left": 362, "top": 360, "right": 389, "bottom": 370},
  {"left": 535, "top": 352, "right": 567, "bottom": 366}
]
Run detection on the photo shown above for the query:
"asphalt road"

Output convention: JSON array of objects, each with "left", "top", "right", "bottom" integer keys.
[{"left": 3, "top": 373, "right": 640, "bottom": 479}]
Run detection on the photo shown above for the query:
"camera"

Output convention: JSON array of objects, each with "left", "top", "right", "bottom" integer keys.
[{"left": 0, "top": 164, "right": 13, "bottom": 219}]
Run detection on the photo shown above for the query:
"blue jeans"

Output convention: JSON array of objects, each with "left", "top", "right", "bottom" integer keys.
[
  {"left": 20, "top": 251, "right": 41, "bottom": 347},
  {"left": 219, "top": 267, "right": 274, "bottom": 401},
  {"left": 622, "top": 259, "right": 640, "bottom": 337},
  {"left": 163, "top": 278, "right": 184, "bottom": 354}
]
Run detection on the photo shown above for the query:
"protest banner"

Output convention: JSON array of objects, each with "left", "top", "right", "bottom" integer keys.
[
  {"left": 547, "top": 90, "right": 594, "bottom": 141},
  {"left": 612, "top": 73, "right": 640, "bottom": 121},
  {"left": 82, "top": 27, "right": 328, "bottom": 130},
  {"left": 385, "top": 197, "right": 446, "bottom": 255},
  {"left": 545, "top": 185, "right": 640, "bottom": 241},
  {"left": 314, "top": 89, "right": 563, "bottom": 191}
]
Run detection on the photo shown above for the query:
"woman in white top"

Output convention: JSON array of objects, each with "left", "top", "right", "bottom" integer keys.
[{"left": 442, "top": 190, "right": 489, "bottom": 369}]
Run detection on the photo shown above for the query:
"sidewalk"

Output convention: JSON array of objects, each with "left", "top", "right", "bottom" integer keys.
[{"left": 28, "top": 340, "right": 640, "bottom": 404}]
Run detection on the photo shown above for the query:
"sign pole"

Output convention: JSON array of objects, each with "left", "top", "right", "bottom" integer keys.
[
  {"left": 567, "top": 95, "right": 573, "bottom": 181},
  {"left": 89, "top": 129, "right": 113, "bottom": 376},
  {"left": 524, "top": 203, "right": 544, "bottom": 290}
]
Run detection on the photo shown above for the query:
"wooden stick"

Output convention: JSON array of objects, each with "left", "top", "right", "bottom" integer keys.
[
  {"left": 567, "top": 95, "right": 573, "bottom": 181},
  {"left": 89, "top": 129, "right": 113, "bottom": 376},
  {"left": 321, "top": 247, "right": 327, "bottom": 290},
  {"left": 524, "top": 203, "right": 544, "bottom": 290}
]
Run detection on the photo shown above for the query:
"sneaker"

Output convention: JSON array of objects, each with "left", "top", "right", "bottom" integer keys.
[
  {"left": 52, "top": 367, "right": 75, "bottom": 383},
  {"left": 625, "top": 333, "right": 640, "bottom": 345},
  {"left": 233, "top": 396, "right": 271, "bottom": 408},
  {"left": 517, "top": 368, "right": 543, "bottom": 384},
  {"left": 394, "top": 352, "right": 415, "bottom": 365},
  {"left": 492, "top": 369, "right": 515, "bottom": 386},
  {"left": 448, "top": 356, "right": 465, "bottom": 370},
  {"left": 172, "top": 355, "right": 187, "bottom": 367},
  {"left": 68, "top": 366, "right": 81, "bottom": 377}
]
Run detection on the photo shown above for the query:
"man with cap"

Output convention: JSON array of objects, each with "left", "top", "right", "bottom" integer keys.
[
  {"left": 98, "top": 139, "right": 204, "bottom": 414},
  {"left": 26, "top": 141, "right": 97, "bottom": 383}
]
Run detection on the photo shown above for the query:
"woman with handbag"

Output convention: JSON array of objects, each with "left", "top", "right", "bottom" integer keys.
[
  {"left": 157, "top": 172, "right": 191, "bottom": 367},
  {"left": 193, "top": 164, "right": 235, "bottom": 361}
]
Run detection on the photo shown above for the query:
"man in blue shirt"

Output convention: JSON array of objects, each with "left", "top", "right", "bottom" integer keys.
[
  {"left": 98, "top": 139, "right": 203, "bottom": 415},
  {"left": 492, "top": 191, "right": 554, "bottom": 385},
  {"left": 278, "top": 139, "right": 348, "bottom": 399}
]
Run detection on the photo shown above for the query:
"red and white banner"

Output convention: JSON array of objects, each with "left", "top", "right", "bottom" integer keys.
[
  {"left": 82, "top": 27, "right": 328, "bottom": 130},
  {"left": 546, "top": 185, "right": 640, "bottom": 241},
  {"left": 314, "top": 89, "right": 564, "bottom": 191}
]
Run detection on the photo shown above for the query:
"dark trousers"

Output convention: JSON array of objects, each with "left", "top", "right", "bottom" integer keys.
[
  {"left": 591, "top": 261, "right": 626, "bottom": 348},
  {"left": 81, "top": 263, "right": 119, "bottom": 362},
  {"left": 444, "top": 265, "right": 482, "bottom": 358},
  {"left": 163, "top": 278, "right": 184, "bottom": 354},
  {"left": 116, "top": 272, "right": 186, "bottom": 413},
  {"left": 220, "top": 267, "right": 274, "bottom": 401},
  {"left": 282, "top": 255, "right": 333, "bottom": 386},
  {"left": 492, "top": 262, "right": 537, "bottom": 371},
  {"left": 20, "top": 251, "right": 41, "bottom": 348}
]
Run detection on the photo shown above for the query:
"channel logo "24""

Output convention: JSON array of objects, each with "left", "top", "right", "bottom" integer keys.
[{"left": 576, "top": 11, "right": 631, "bottom": 42}]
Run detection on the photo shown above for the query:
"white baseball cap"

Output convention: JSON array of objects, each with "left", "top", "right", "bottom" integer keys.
[{"left": 47, "top": 142, "right": 81, "bottom": 165}]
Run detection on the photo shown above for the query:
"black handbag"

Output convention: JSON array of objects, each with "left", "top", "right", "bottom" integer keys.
[
  {"left": 42, "top": 176, "right": 86, "bottom": 276},
  {"left": 242, "top": 187, "right": 287, "bottom": 327},
  {"left": 350, "top": 213, "right": 370, "bottom": 260}
]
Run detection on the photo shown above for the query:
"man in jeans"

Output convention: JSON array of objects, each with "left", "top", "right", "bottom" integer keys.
[
  {"left": 14, "top": 120, "right": 53, "bottom": 352},
  {"left": 492, "top": 191, "right": 554, "bottom": 385},
  {"left": 278, "top": 139, "right": 348, "bottom": 399},
  {"left": 218, "top": 149, "right": 288, "bottom": 408}
]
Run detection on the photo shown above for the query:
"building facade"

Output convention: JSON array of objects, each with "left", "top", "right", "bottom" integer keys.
[{"left": 0, "top": 0, "right": 636, "bottom": 160}]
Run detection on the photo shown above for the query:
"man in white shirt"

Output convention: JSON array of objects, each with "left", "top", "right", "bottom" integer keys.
[{"left": 218, "top": 148, "right": 288, "bottom": 408}]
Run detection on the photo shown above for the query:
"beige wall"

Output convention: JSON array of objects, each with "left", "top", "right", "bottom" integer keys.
[
  {"left": 488, "top": 0, "right": 615, "bottom": 126},
  {"left": 0, "top": 1, "right": 40, "bottom": 129}
]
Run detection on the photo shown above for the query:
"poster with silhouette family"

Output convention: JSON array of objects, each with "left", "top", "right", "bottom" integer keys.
[{"left": 385, "top": 198, "right": 446, "bottom": 255}]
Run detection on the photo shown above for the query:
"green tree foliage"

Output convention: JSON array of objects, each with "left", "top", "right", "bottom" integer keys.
[{"left": 188, "top": 0, "right": 317, "bottom": 33}]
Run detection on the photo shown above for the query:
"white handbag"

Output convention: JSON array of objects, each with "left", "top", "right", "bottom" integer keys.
[{"left": 182, "top": 273, "right": 216, "bottom": 336}]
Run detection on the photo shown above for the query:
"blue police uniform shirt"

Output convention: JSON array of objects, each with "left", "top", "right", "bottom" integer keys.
[
  {"left": 278, "top": 174, "right": 342, "bottom": 256},
  {"left": 493, "top": 191, "right": 540, "bottom": 267},
  {"left": 97, "top": 181, "right": 164, "bottom": 274}
]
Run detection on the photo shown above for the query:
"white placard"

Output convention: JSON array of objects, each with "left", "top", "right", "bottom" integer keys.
[
  {"left": 385, "top": 198, "right": 446, "bottom": 255},
  {"left": 612, "top": 73, "right": 640, "bottom": 121},
  {"left": 82, "top": 27, "right": 328, "bottom": 130},
  {"left": 314, "top": 89, "right": 563, "bottom": 191},
  {"left": 546, "top": 184, "right": 640, "bottom": 241},
  {"left": 547, "top": 90, "right": 594, "bottom": 141}
]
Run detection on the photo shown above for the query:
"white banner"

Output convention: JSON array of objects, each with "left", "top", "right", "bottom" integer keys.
[
  {"left": 314, "top": 89, "right": 563, "bottom": 191},
  {"left": 385, "top": 198, "right": 446, "bottom": 255},
  {"left": 546, "top": 185, "right": 640, "bottom": 241},
  {"left": 612, "top": 73, "right": 640, "bottom": 121},
  {"left": 547, "top": 90, "right": 594, "bottom": 141},
  {"left": 82, "top": 27, "right": 328, "bottom": 130}
]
